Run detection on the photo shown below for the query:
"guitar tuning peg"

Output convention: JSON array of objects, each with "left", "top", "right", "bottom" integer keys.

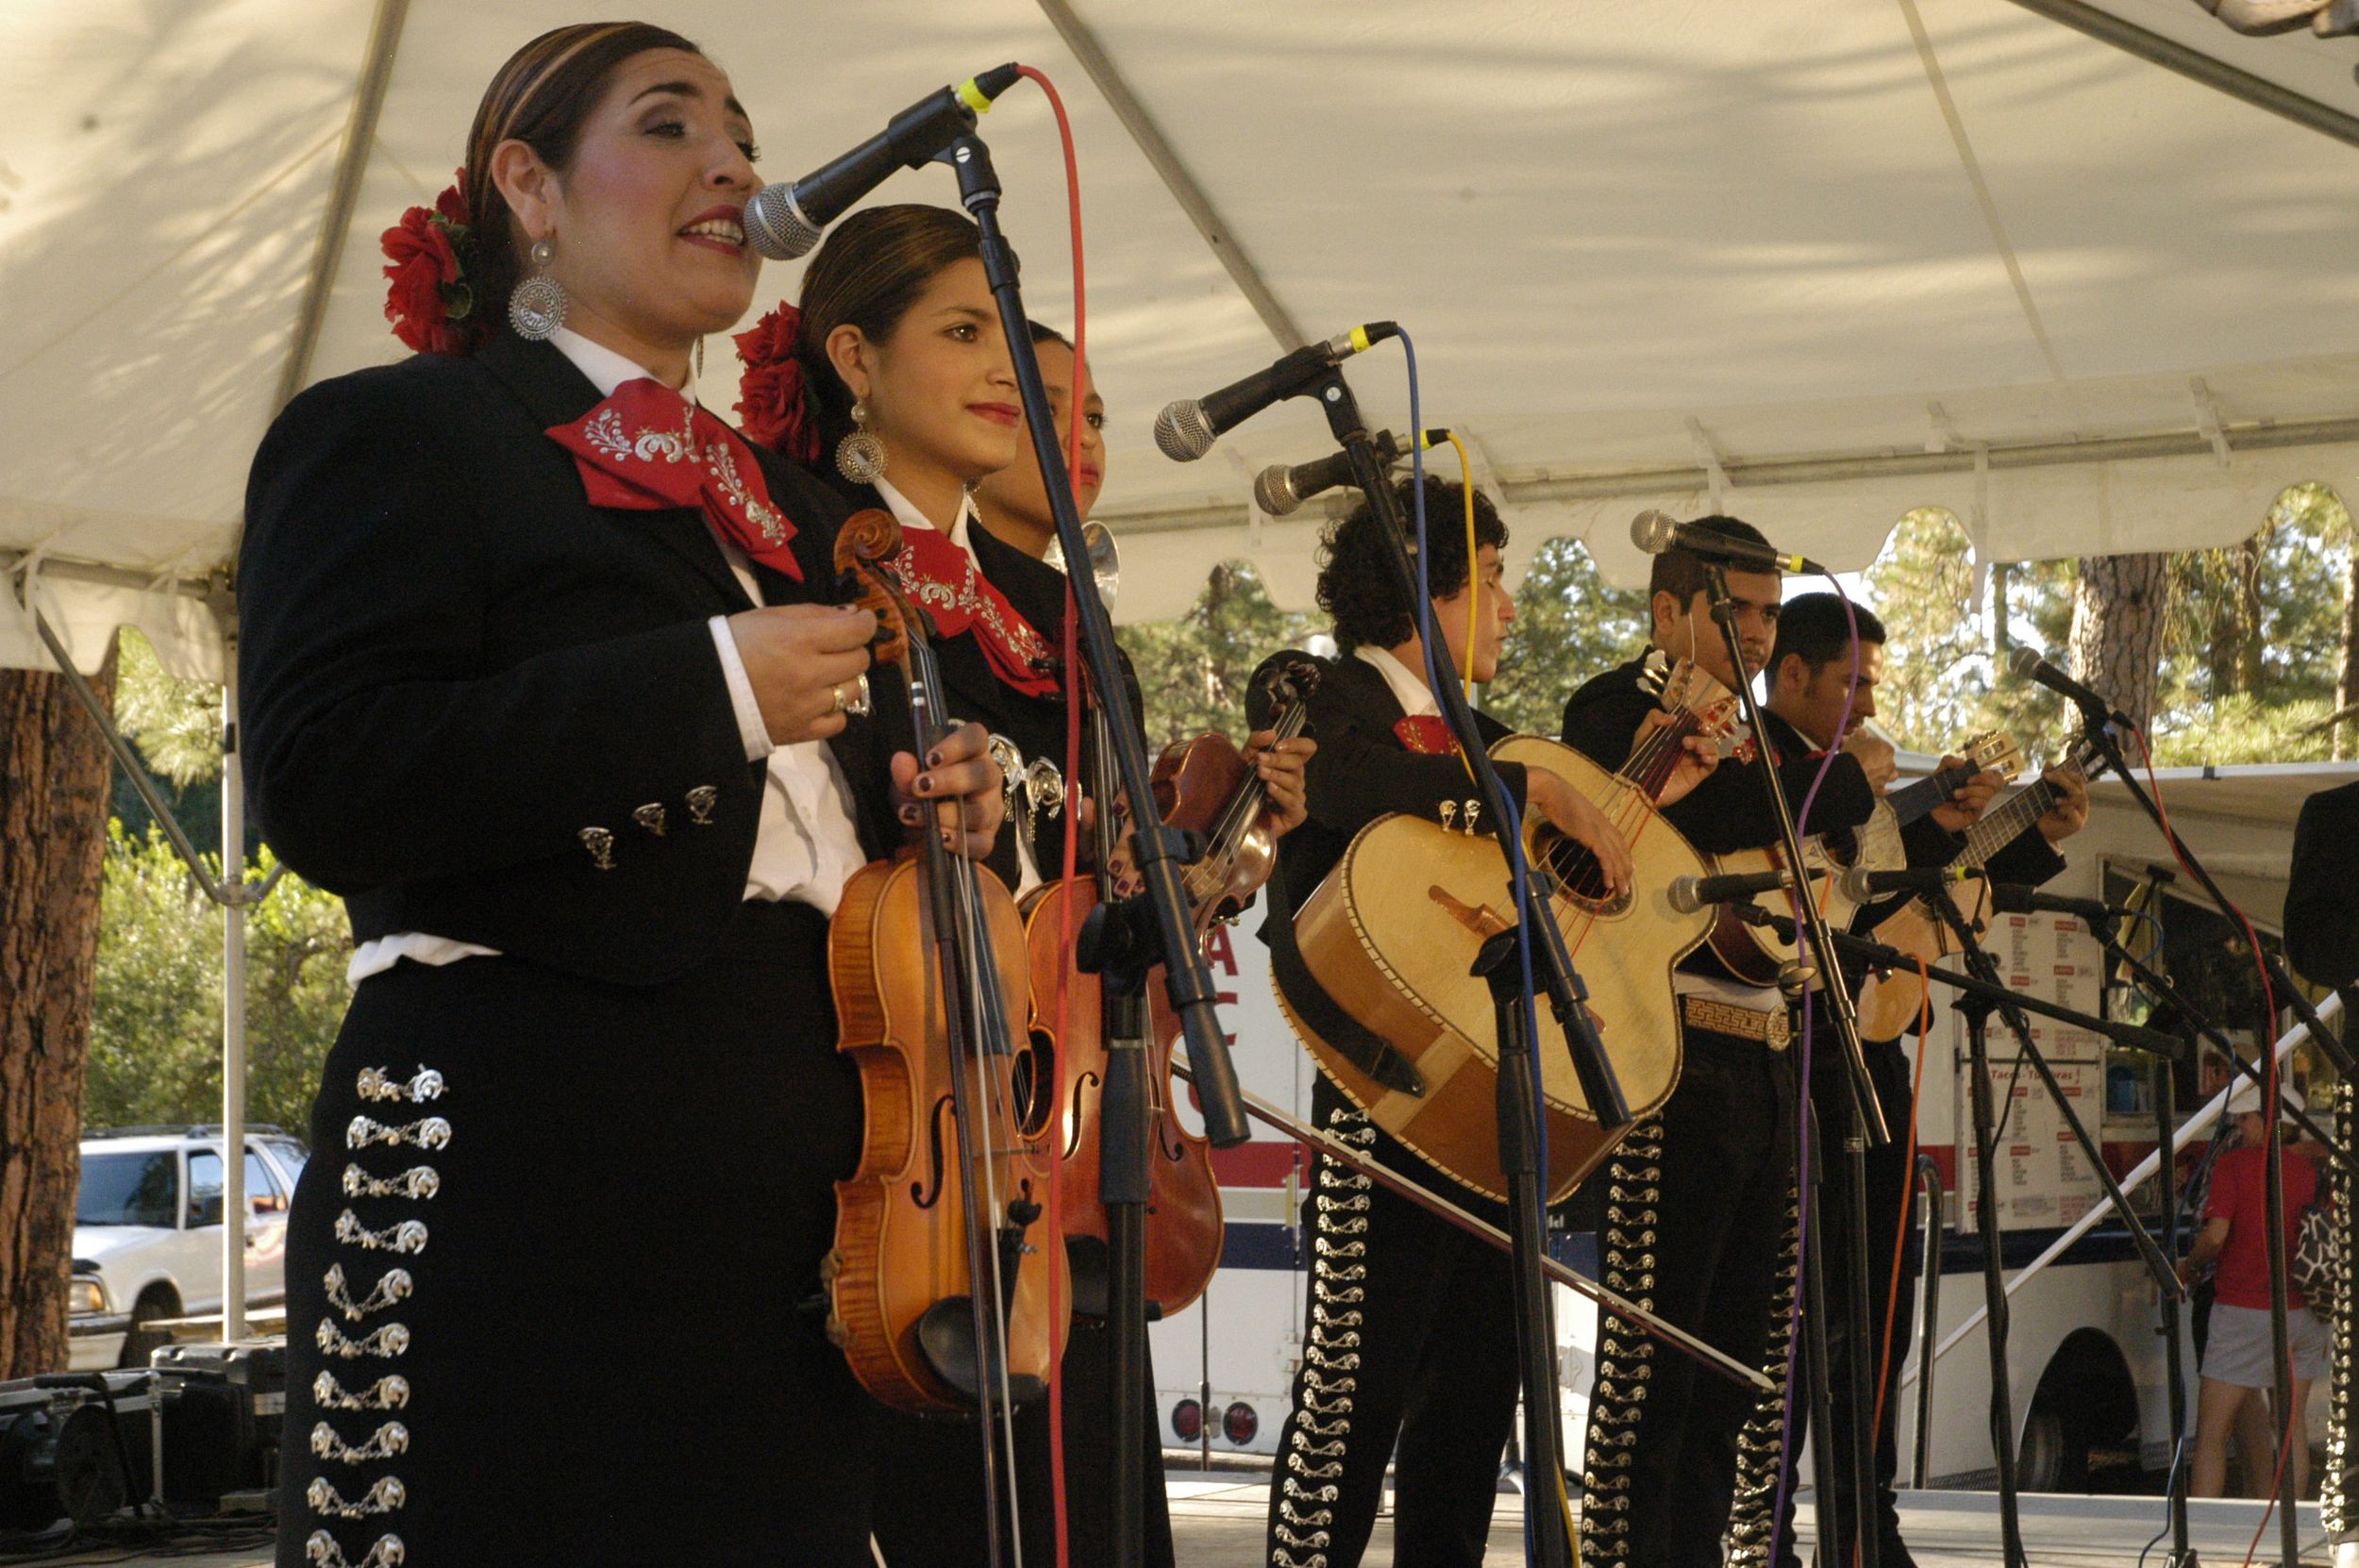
[
  {"left": 1463, "top": 800, "right": 1481, "bottom": 836},
  {"left": 1438, "top": 801, "right": 1457, "bottom": 833}
]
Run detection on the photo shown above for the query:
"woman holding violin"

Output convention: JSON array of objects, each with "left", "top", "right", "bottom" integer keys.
[
  {"left": 739, "top": 201, "right": 1094, "bottom": 1568},
  {"left": 239, "top": 26, "right": 1003, "bottom": 1566},
  {"left": 976, "top": 319, "right": 1317, "bottom": 1567}
]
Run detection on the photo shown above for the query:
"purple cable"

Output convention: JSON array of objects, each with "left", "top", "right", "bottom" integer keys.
[{"left": 1765, "top": 578, "right": 1862, "bottom": 1568}]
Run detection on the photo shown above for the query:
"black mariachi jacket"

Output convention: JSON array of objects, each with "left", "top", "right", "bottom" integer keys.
[
  {"left": 1269, "top": 649, "right": 1530, "bottom": 914},
  {"left": 238, "top": 334, "right": 892, "bottom": 985}
]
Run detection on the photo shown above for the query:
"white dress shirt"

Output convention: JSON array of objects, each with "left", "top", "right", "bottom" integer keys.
[
  {"left": 346, "top": 329, "right": 867, "bottom": 983},
  {"left": 1356, "top": 642, "right": 1440, "bottom": 721}
]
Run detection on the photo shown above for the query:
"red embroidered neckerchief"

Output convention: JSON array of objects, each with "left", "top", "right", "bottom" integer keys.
[
  {"left": 1393, "top": 714, "right": 1461, "bottom": 756},
  {"left": 892, "top": 522, "right": 1057, "bottom": 698},
  {"left": 547, "top": 377, "right": 802, "bottom": 581}
]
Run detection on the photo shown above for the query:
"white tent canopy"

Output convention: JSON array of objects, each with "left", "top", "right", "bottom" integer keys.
[{"left": 6, "top": 0, "right": 2359, "bottom": 669}]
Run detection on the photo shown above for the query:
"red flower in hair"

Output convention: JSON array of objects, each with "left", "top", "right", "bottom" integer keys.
[
  {"left": 382, "top": 170, "right": 478, "bottom": 356},
  {"left": 733, "top": 304, "right": 820, "bottom": 463}
]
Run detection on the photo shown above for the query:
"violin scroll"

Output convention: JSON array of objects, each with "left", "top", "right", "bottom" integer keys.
[{"left": 833, "top": 509, "right": 912, "bottom": 670}]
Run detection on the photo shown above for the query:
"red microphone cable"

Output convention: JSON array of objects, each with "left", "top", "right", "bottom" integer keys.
[
  {"left": 1018, "top": 61, "right": 1088, "bottom": 1568},
  {"left": 2130, "top": 726, "right": 2295, "bottom": 1568}
]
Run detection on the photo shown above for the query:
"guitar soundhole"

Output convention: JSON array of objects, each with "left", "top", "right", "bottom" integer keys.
[{"left": 1532, "top": 827, "right": 1631, "bottom": 917}]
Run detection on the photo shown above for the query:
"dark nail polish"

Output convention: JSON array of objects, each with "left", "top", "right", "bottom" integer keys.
[
  {"left": 928, "top": 749, "right": 944, "bottom": 767},
  {"left": 899, "top": 804, "right": 923, "bottom": 826},
  {"left": 915, "top": 775, "right": 933, "bottom": 795}
]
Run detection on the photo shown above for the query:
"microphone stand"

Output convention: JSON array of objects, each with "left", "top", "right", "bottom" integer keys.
[
  {"left": 945, "top": 132, "right": 1250, "bottom": 1568},
  {"left": 2092, "top": 881, "right": 2199, "bottom": 1568},
  {"left": 1300, "top": 363, "right": 1628, "bottom": 1568},
  {"left": 1697, "top": 561, "right": 1886, "bottom": 1568},
  {"left": 2078, "top": 719, "right": 2319, "bottom": 1568},
  {"left": 1743, "top": 903, "right": 2194, "bottom": 1568}
]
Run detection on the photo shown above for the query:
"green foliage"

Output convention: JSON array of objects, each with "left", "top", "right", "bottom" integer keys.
[
  {"left": 2147, "top": 482, "right": 2351, "bottom": 765},
  {"left": 1120, "top": 562, "right": 1315, "bottom": 752},
  {"left": 1865, "top": 491, "right": 2352, "bottom": 769},
  {"left": 114, "top": 630, "right": 223, "bottom": 788},
  {"left": 1864, "top": 507, "right": 2073, "bottom": 759},
  {"left": 1484, "top": 537, "right": 1649, "bottom": 736},
  {"left": 86, "top": 825, "right": 349, "bottom": 1139}
]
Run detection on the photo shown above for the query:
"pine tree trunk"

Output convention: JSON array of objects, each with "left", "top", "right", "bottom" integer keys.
[
  {"left": 0, "top": 649, "right": 117, "bottom": 1379},
  {"left": 2068, "top": 552, "right": 2170, "bottom": 730},
  {"left": 2234, "top": 533, "right": 2264, "bottom": 696},
  {"left": 2338, "top": 546, "right": 2358, "bottom": 762}
]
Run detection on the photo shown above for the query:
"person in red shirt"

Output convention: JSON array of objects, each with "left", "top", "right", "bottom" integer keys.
[{"left": 2179, "top": 1081, "right": 2328, "bottom": 1498}]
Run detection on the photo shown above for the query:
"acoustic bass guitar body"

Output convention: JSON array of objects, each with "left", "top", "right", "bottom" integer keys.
[{"left": 1280, "top": 735, "right": 1712, "bottom": 1204}]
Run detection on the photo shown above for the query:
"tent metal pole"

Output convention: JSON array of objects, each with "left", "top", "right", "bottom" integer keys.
[
  {"left": 1088, "top": 415, "right": 2359, "bottom": 535},
  {"left": 222, "top": 664, "right": 248, "bottom": 1342},
  {"left": 2004, "top": 0, "right": 2359, "bottom": 151},
  {"left": 271, "top": 0, "right": 413, "bottom": 418},
  {"left": 1030, "top": 0, "right": 1308, "bottom": 349}
]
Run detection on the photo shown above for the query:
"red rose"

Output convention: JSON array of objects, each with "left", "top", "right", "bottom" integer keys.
[
  {"left": 433, "top": 171, "right": 470, "bottom": 227},
  {"left": 381, "top": 176, "right": 477, "bottom": 356},
  {"left": 733, "top": 304, "right": 820, "bottom": 462}
]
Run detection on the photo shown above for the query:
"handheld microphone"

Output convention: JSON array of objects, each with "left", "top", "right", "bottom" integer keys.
[
  {"left": 1665, "top": 869, "right": 1794, "bottom": 913},
  {"left": 743, "top": 66, "right": 1022, "bottom": 259},
  {"left": 2007, "top": 647, "right": 2138, "bottom": 730},
  {"left": 1253, "top": 427, "right": 1448, "bottom": 516},
  {"left": 1630, "top": 511, "right": 1826, "bottom": 576},
  {"left": 1989, "top": 883, "right": 2120, "bottom": 926},
  {"left": 1154, "top": 325, "right": 1399, "bottom": 461},
  {"left": 1837, "top": 863, "right": 1983, "bottom": 904}
]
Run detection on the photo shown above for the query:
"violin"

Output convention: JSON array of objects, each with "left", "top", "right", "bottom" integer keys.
[
  {"left": 1147, "top": 650, "right": 1319, "bottom": 936},
  {"left": 823, "top": 509, "right": 1071, "bottom": 1426},
  {"left": 1022, "top": 521, "right": 1222, "bottom": 1318},
  {"left": 1037, "top": 642, "right": 1322, "bottom": 1317}
]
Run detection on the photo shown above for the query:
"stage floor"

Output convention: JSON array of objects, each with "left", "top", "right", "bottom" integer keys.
[
  {"left": 33, "top": 1485, "right": 2339, "bottom": 1565},
  {"left": 1160, "top": 1476, "right": 2334, "bottom": 1566}
]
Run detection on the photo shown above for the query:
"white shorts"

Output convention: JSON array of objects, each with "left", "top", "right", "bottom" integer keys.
[{"left": 2203, "top": 1301, "right": 2329, "bottom": 1389}]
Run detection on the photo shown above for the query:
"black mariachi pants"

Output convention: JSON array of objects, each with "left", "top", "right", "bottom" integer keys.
[
  {"left": 1770, "top": 1038, "right": 1921, "bottom": 1568},
  {"left": 1583, "top": 1025, "right": 1798, "bottom": 1568},
  {"left": 275, "top": 903, "right": 878, "bottom": 1568},
  {"left": 1263, "top": 1077, "right": 1522, "bottom": 1568}
]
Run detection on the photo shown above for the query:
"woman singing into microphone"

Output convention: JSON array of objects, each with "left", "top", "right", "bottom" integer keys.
[{"left": 239, "top": 26, "right": 1002, "bottom": 1565}]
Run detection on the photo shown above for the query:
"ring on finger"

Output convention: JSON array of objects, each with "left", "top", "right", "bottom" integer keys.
[
  {"left": 828, "top": 682, "right": 848, "bottom": 716},
  {"left": 844, "top": 673, "right": 872, "bottom": 718}
]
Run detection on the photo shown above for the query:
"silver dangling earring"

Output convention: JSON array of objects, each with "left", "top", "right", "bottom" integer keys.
[
  {"left": 508, "top": 236, "right": 567, "bottom": 341},
  {"left": 836, "top": 400, "right": 888, "bottom": 485}
]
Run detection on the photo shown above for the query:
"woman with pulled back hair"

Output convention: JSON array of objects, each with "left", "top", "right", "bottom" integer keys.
[
  {"left": 738, "top": 208, "right": 1191, "bottom": 1566},
  {"left": 738, "top": 203, "right": 1081, "bottom": 897},
  {"left": 240, "top": 25, "right": 1005, "bottom": 1564}
]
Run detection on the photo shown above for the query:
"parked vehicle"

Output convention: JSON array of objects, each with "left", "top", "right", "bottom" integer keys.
[{"left": 67, "top": 1126, "right": 308, "bottom": 1370}]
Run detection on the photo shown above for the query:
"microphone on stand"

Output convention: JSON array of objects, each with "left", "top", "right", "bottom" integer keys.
[
  {"left": 1153, "top": 325, "right": 1400, "bottom": 461},
  {"left": 1630, "top": 511, "right": 1826, "bottom": 576},
  {"left": 1837, "top": 863, "right": 1983, "bottom": 903},
  {"left": 2007, "top": 647, "right": 2139, "bottom": 731},
  {"left": 1253, "top": 427, "right": 1448, "bottom": 516},
  {"left": 1989, "top": 883, "right": 2122, "bottom": 926},
  {"left": 1665, "top": 869, "right": 1795, "bottom": 913},
  {"left": 743, "top": 65, "right": 1022, "bottom": 259}
]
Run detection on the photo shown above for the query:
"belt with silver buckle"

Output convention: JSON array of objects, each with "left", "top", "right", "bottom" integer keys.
[{"left": 1680, "top": 993, "right": 1792, "bottom": 1051}]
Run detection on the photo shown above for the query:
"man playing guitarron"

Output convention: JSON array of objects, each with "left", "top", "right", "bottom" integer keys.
[{"left": 1261, "top": 476, "right": 1687, "bottom": 1568}]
